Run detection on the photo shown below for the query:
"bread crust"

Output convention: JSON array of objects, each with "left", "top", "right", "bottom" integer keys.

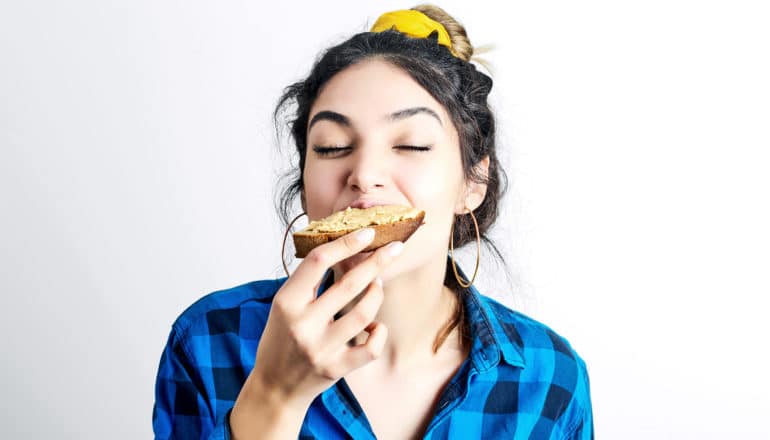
[{"left": 292, "top": 210, "right": 425, "bottom": 258}]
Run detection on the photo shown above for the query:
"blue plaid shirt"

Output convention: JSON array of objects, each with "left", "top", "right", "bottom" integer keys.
[{"left": 153, "top": 264, "right": 593, "bottom": 439}]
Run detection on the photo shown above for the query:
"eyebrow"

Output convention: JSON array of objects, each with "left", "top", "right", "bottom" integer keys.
[
  {"left": 308, "top": 106, "right": 443, "bottom": 131},
  {"left": 388, "top": 107, "right": 443, "bottom": 126}
]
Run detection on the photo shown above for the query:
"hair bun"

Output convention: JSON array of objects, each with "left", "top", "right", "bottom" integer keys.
[{"left": 411, "top": 4, "right": 474, "bottom": 62}]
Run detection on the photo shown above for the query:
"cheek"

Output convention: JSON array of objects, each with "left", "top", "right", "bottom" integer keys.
[
  {"left": 397, "top": 161, "right": 463, "bottom": 250},
  {"left": 303, "top": 164, "right": 342, "bottom": 218},
  {"left": 399, "top": 159, "right": 463, "bottom": 210}
]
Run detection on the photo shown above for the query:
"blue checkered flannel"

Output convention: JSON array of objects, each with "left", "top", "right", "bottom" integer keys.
[{"left": 153, "top": 263, "right": 593, "bottom": 439}]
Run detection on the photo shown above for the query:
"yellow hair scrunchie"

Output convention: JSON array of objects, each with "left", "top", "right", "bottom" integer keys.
[{"left": 370, "top": 9, "right": 459, "bottom": 58}]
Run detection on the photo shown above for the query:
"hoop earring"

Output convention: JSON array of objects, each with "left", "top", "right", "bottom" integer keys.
[
  {"left": 449, "top": 207, "right": 481, "bottom": 288},
  {"left": 281, "top": 212, "right": 307, "bottom": 277}
]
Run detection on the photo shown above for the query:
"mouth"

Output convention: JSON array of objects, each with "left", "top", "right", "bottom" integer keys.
[{"left": 346, "top": 199, "right": 396, "bottom": 210}]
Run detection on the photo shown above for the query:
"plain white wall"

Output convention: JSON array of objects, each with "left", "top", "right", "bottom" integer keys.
[{"left": 2, "top": 0, "right": 768, "bottom": 438}]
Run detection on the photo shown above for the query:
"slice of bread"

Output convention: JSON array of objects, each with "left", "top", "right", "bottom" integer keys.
[{"left": 292, "top": 205, "right": 425, "bottom": 258}]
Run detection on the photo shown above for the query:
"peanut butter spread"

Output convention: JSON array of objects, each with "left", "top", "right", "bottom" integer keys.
[{"left": 302, "top": 205, "right": 421, "bottom": 233}]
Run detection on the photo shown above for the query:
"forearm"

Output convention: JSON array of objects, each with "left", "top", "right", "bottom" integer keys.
[{"left": 229, "top": 377, "right": 310, "bottom": 440}]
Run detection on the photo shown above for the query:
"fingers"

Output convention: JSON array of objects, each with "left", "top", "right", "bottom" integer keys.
[
  {"left": 277, "top": 228, "right": 376, "bottom": 306},
  {"left": 308, "top": 241, "right": 403, "bottom": 320},
  {"left": 323, "top": 279, "right": 384, "bottom": 349},
  {"left": 339, "top": 320, "right": 388, "bottom": 371}
]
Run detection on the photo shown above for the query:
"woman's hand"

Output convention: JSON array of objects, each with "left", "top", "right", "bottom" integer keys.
[{"left": 230, "top": 228, "right": 403, "bottom": 438}]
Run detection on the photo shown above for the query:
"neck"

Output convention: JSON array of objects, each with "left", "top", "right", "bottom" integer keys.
[{"left": 335, "top": 251, "right": 464, "bottom": 373}]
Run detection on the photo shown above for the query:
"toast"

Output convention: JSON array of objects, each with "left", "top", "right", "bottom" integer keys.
[{"left": 292, "top": 205, "right": 425, "bottom": 258}]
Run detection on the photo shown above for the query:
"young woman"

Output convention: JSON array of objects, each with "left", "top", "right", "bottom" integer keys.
[{"left": 153, "top": 5, "right": 593, "bottom": 439}]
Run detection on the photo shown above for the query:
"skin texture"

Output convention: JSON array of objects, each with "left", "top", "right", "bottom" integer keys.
[
  {"left": 301, "top": 58, "right": 490, "bottom": 438},
  {"left": 231, "top": 58, "right": 490, "bottom": 440},
  {"left": 303, "top": 58, "right": 487, "bottom": 296}
]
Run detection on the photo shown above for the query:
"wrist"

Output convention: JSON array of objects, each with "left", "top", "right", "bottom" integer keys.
[{"left": 230, "top": 373, "right": 310, "bottom": 439}]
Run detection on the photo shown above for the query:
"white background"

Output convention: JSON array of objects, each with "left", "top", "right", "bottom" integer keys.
[{"left": 2, "top": 0, "right": 768, "bottom": 438}]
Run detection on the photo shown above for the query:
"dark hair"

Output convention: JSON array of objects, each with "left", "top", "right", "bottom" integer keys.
[{"left": 273, "top": 7, "right": 509, "bottom": 351}]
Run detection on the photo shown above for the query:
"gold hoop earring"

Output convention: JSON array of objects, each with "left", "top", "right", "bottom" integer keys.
[
  {"left": 281, "top": 212, "right": 307, "bottom": 277},
  {"left": 449, "top": 207, "right": 481, "bottom": 288}
]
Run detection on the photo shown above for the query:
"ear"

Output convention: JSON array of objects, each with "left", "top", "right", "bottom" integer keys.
[{"left": 456, "top": 156, "right": 490, "bottom": 214}]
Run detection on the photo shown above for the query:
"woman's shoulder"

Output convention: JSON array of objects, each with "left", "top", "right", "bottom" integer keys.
[
  {"left": 473, "top": 292, "right": 589, "bottom": 370},
  {"left": 473, "top": 293, "right": 593, "bottom": 433},
  {"left": 167, "top": 277, "right": 287, "bottom": 341}
]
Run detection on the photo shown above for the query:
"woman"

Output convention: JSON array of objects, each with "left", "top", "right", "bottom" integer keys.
[{"left": 153, "top": 5, "right": 593, "bottom": 439}]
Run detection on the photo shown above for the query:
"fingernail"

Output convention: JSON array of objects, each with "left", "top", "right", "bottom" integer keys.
[
  {"left": 387, "top": 241, "right": 404, "bottom": 256},
  {"left": 356, "top": 228, "right": 375, "bottom": 243},
  {"left": 375, "top": 276, "right": 383, "bottom": 287}
]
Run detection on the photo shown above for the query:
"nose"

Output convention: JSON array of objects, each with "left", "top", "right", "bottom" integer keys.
[{"left": 346, "top": 145, "right": 387, "bottom": 193}]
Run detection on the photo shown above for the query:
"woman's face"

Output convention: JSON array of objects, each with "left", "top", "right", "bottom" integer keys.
[{"left": 302, "top": 58, "right": 483, "bottom": 279}]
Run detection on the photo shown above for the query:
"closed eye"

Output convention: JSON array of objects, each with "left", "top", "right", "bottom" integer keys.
[
  {"left": 312, "top": 145, "right": 432, "bottom": 157},
  {"left": 312, "top": 145, "right": 352, "bottom": 157},
  {"left": 395, "top": 145, "right": 432, "bottom": 152}
]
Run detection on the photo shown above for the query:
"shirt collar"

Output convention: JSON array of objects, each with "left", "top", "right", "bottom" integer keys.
[
  {"left": 452, "top": 256, "right": 526, "bottom": 371},
  {"left": 314, "top": 255, "right": 526, "bottom": 371}
]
